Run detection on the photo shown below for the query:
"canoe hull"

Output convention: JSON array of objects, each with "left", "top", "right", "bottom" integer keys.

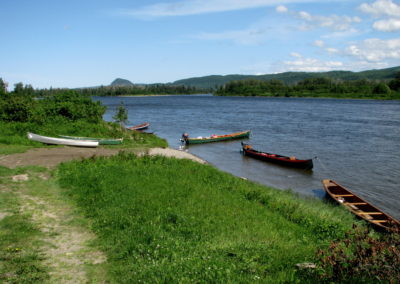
[
  {"left": 185, "top": 130, "right": 250, "bottom": 144},
  {"left": 322, "top": 179, "right": 400, "bottom": 233},
  {"left": 58, "top": 135, "right": 123, "bottom": 145},
  {"left": 242, "top": 143, "right": 313, "bottom": 169},
  {"left": 128, "top": 122, "right": 150, "bottom": 131},
  {"left": 27, "top": 132, "right": 99, "bottom": 147}
]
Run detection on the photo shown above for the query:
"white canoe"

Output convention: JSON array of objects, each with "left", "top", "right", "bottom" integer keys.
[{"left": 27, "top": 132, "right": 99, "bottom": 147}]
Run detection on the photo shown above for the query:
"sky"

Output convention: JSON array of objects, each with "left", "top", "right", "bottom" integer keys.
[{"left": 1, "top": 0, "right": 400, "bottom": 89}]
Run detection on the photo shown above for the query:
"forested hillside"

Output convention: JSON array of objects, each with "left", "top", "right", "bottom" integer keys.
[
  {"left": 215, "top": 74, "right": 400, "bottom": 99},
  {"left": 173, "top": 66, "right": 400, "bottom": 89}
]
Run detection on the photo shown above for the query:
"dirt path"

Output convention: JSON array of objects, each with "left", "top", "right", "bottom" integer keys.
[
  {"left": 14, "top": 177, "right": 107, "bottom": 283},
  {"left": 0, "top": 146, "right": 206, "bottom": 169}
]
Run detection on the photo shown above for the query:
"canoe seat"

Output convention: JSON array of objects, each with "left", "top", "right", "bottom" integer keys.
[
  {"left": 358, "top": 212, "right": 383, "bottom": 215},
  {"left": 333, "top": 194, "right": 354, "bottom": 197},
  {"left": 345, "top": 202, "right": 367, "bottom": 205},
  {"left": 372, "top": 220, "right": 388, "bottom": 223}
]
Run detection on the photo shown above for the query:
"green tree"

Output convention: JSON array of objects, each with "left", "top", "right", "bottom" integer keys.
[
  {"left": 0, "top": 78, "right": 7, "bottom": 95},
  {"left": 13, "top": 82, "right": 24, "bottom": 94},
  {"left": 113, "top": 102, "right": 128, "bottom": 128},
  {"left": 372, "top": 82, "right": 391, "bottom": 95},
  {"left": 388, "top": 72, "right": 400, "bottom": 91}
]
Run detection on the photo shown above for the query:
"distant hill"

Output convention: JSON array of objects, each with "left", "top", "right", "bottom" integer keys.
[
  {"left": 172, "top": 66, "right": 400, "bottom": 89},
  {"left": 110, "top": 78, "right": 134, "bottom": 86}
]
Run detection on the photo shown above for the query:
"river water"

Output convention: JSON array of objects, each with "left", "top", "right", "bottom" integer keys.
[{"left": 96, "top": 95, "right": 400, "bottom": 219}]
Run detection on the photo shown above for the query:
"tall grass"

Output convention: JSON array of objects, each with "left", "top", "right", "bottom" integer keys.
[{"left": 57, "top": 153, "right": 359, "bottom": 283}]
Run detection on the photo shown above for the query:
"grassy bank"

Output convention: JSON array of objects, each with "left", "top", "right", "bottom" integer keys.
[
  {"left": 57, "top": 153, "right": 360, "bottom": 283},
  {"left": 0, "top": 120, "right": 167, "bottom": 155}
]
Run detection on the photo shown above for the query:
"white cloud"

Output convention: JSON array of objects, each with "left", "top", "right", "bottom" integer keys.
[
  {"left": 313, "top": 39, "right": 325, "bottom": 47},
  {"left": 290, "top": 52, "right": 302, "bottom": 58},
  {"left": 282, "top": 53, "right": 343, "bottom": 72},
  {"left": 122, "top": 0, "right": 344, "bottom": 18},
  {"left": 359, "top": 0, "right": 400, "bottom": 31},
  {"left": 326, "top": 47, "right": 339, "bottom": 54},
  {"left": 314, "top": 37, "right": 400, "bottom": 63},
  {"left": 294, "top": 11, "right": 361, "bottom": 31},
  {"left": 276, "top": 5, "right": 288, "bottom": 13},
  {"left": 373, "top": 18, "right": 400, "bottom": 31},
  {"left": 313, "top": 40, "right": 340, "bottom": 54},
  {"left": 345, "top": 38, "right": 400, "bottom": 61},
  {"left": 277, "top": 53, "right": 391, "bottom": 73},
  {"left": 195, "top": 26, "right": 270, "bottom": 45},
  {"left": 359, "top": 0, "right": 400, "bottom": 18}
]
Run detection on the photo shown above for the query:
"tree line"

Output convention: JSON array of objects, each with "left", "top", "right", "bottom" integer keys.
[
  {"left": 215, "top": 74, "right": 400, "bottom": 99},
  {"left": 75, "top": 84, "right": 210, "bottom": 97},
  {"left": 2, "top": 74, "right": 400, "bottom": 101}
]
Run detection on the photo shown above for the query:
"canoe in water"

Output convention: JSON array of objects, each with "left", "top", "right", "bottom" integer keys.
[
  {"left": 241, "top": 143, "right": 313, "bottom": 170},
  {"left": 182, "top": 130, "right": 250, "bottom": 145},
  {"left": 322, "top": 179, "right": 400, "bottom": 233}
]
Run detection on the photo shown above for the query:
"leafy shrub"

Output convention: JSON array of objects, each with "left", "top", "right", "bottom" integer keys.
[
  {"left": 308, "top": 225, "right": 400, "bottom": 283},
  {"left": 0, "top": 96, "right": 36, "bottom": 122},
  {"left": 0, "top": 89, "right": 106, "bottom": 124},
  {"left": 40, "top": 90, "right": 106, "bottom": 123},
  {"left": 372, "top": 82, "right": 391, "bottom": 95}
]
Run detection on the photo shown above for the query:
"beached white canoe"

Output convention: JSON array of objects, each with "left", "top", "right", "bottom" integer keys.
[
  {"left": 27, "top": 132, "right": 99, "bottom": 147},
  {"left": 58, "top": 135, "right": 123, "bottom": 145}
]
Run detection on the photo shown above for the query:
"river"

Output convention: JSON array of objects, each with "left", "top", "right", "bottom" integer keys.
[{"left": 96, "top": 95, "right": 400, "bottom": 219}]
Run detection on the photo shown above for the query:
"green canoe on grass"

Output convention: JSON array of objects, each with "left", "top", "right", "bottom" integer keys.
[
  {"left": 181, "top": 130, "right": 250, "bottom": 145},
  {"left": 58, "top": 135, "right": 123, "bottom": 145}
]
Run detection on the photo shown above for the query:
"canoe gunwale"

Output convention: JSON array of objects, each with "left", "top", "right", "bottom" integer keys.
[
  {"left": 322, "top": 179, "right": 400, "bottom": 233},
  {"left": 241, "top": 143, "right": 313, "bottom": 169},
  {"left": 27, "top": 132, "right": 99, "bottom": 148},
  {"left": 184, "top": 130, "right": 250, "bottom": 144},
  {"left": 58, "top": 135, "right": 123, "bottom": 145},
  {"left": 127, "top": 122, "right": 150, "bottom": 131}
]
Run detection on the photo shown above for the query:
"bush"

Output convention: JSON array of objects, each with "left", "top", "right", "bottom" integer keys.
[
  {"left": 308, "top": 226, "right": 400, "bottom": 283},
  {"left": 0, "top": 89, "right": 106, "bottom": 124},
  {"left": 0, "top": 96, "right": 36, "bottom": 122},
  {"left": 372, "top": 83, "right": 391, "bottom": 95},
  {"left": 41, "top": 90, "right": 106, "bottom": 123}
]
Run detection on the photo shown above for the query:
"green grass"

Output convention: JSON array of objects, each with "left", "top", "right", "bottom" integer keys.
[
  {"left": 0, "top": 120, "right": 167, "bottom": 155},
  {"left": 57, "top": 153, "right": 361, "bottom": 283}
]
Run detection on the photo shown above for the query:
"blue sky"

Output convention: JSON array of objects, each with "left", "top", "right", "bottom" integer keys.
[{"left": 1, "top": 0, "right": 400, "bottom": 89}]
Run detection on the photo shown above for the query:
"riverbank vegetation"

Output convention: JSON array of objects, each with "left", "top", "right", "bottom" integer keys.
[
  {"left": 0, "top": 82, "right": 167, "bottom": 155},
  {"left": 215, "top": 74, "right": 400, "bottom": 99}
]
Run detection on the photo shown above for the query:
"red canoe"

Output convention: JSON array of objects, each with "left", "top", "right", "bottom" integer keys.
[
  {"left": 241, "top": 143, "right": 313, "bottom": 170},
  {"left": 127, "top": 122, "right": 150, "bottom": 131}
]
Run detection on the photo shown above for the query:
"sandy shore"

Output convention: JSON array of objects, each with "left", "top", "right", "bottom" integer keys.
[{"left": 0, "top": 146, "right": 206, "bottom": 169}]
